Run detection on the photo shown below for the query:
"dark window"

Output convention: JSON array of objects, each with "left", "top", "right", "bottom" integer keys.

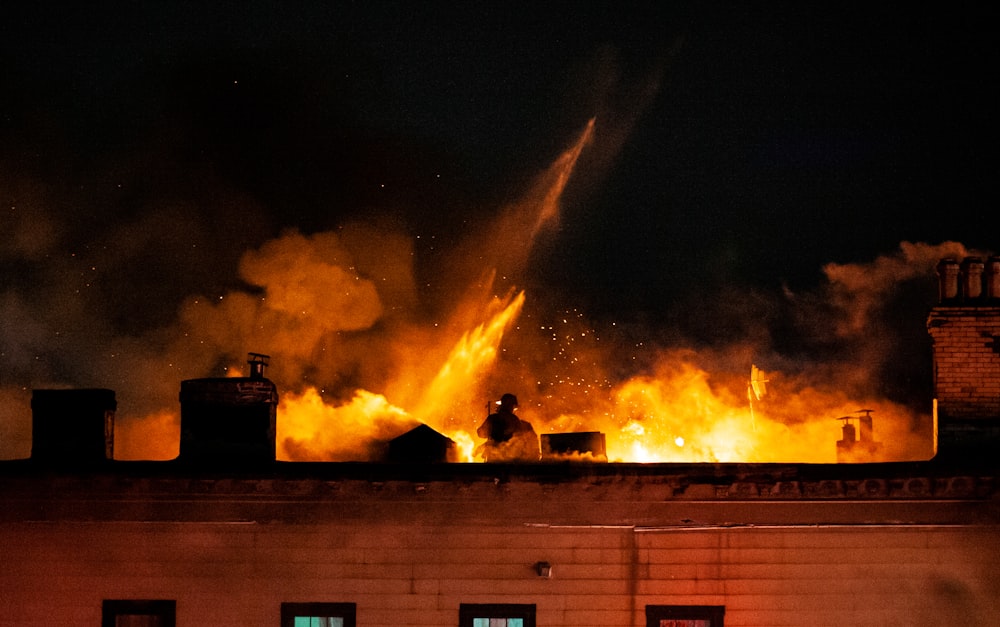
[
  {"left": 281, "top": 602, "right": 356, "bottom": 627},
  {"left": 102, "top": 600, "right": 176, "bottom": 627},
  {"left": 459, "top": 603, "right": 536, "bottom": 627},
  {"left": 646, "top": 605, "right": 725, "bottom": 627}
]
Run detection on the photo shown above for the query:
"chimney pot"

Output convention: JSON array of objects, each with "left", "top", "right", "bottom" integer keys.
[
  {"left": 961, "top": 256, "right": 985, "bottom": 301},
  {"left": 248, "top": 352, "right": 270, "bottom": 379},
  {"left": 936, "top": 257, "right": 960, "bottom": 302},
  {"left": 986, "top": 256, "right": 1000, "bottom": 300}
]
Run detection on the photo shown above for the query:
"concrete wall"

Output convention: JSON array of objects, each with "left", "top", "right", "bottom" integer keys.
[{"left": 3, "top": 517, "right": 999, "bottom": 626}]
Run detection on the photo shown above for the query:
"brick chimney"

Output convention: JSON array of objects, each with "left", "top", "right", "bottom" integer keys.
[
  {"left": 927, "top": 257, "right": 1000, "bottom": 459},
  {"left": 31, "top": 388, "right": 116, "bottom": 465},
  {"left": 178, "top": 353, "right": 278, "bottom": 466}
]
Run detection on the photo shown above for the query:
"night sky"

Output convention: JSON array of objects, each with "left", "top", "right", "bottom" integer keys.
[{"left": 2, "top": 3, "right": 998, "bottom": 457}]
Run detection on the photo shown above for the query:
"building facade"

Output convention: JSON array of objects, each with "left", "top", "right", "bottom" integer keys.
[{"left": 3, "top": 259, "right": 1000, "bottom": 627}]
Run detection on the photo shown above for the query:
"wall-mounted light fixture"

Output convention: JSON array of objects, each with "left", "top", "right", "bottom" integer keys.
[{"left": 534, "top": 561, "right": 552, "bottom": 578}]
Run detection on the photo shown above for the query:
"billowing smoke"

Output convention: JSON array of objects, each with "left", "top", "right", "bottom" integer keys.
[
  {"left": 0, "top": 118, "right": 985, "bottom": 463},
  {"left": 493, "top": 238, "right": 991, "bottom": 462}
]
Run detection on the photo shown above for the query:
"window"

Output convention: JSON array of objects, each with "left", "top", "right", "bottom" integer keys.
[
  {"left": 645, "top": 605, "right": 724, "bottom": 627},
  {"left": 459, "top": 603, "right": 536, "bottom": 627},
  {"left": 281, "top": 602, "right": 356, "bottom": 627},
  {"left": 102, "top": 600, "right": 176, "bottom": 627}
]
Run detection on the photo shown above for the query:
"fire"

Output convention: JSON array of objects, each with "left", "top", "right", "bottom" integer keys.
[
  {"left": 279, "top": 388, "right": 413, "bottom": 461},
  {"left": 268, "top": 120, "right": 593, "bottom": 463},
  {"left": 545, "top": 360, "right": 763, "bottom": 463},
  {"left": 114, "top": 409, "right": 179, "bottom": 461},
  {"left": 277, "top": 290, "right": 526, "bottom": 462},
  {"left": 11, "top": 117, "right": 934, "bottom": 465},
  {"left": 410, "top": 290, "right": 526, "bottom": 426}
]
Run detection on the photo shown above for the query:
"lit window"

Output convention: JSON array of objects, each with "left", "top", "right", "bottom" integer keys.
[
  {"left": 645, "top": 605, "right": 725, "bottom": 627},
  {"left": 459, "top": 604, "right": 535, "bottom": 627},
  {"left": 102, "top": 600, "right": 175, "bottom": 627},
  {"left": 281, "top": 602, "right": 356, "bottom": 627},
  {"left": 294, "top": 620, "right": 342, "bottom": 627}
]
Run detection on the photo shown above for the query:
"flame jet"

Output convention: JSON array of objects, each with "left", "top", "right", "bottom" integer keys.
[
  {"left": 490, "top": 117, "right": 594, "bottom": 277},
  {"left": 383, "top": 120, "right": 596, "bottom": 447},
  {"left": 433, "top": 118, "right": 596, "bottom": 306},
  {"left": 276, "top": 120, "right": 598, "bottom": 461},
  {"left": 527, "top": 117, "right": 596, "bottom": 238}
]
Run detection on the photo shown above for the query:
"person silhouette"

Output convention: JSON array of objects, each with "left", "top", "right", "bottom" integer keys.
[{"left": 476, "top": 393, "right": 540, "bottom": 462}]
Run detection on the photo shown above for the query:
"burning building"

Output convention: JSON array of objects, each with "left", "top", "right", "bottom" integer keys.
[{"left": 1, "top": 259, "right": 1000, "bottom": 626}]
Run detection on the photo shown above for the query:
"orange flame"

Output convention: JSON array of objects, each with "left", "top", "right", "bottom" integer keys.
[
  {"left": 277, "top": 290, "right": 526, "bottom": 462},
  {"left": 410, "top": 291, "right": 526, "bottom": 429},
  {"left": 279, "top": 388, "right": 412, "bottom": 461},
  {"left": 77, "top": 119, "right": 935, "bottom": 465}
]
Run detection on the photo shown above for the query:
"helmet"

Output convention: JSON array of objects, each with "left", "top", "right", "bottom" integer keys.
[{"left": 500, "top": 393, "right": 518, "bottom": 408}]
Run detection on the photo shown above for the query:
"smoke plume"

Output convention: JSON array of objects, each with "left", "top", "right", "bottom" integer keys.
[{"left": 0, "top": 120, "right": 983, "bottom": 463}]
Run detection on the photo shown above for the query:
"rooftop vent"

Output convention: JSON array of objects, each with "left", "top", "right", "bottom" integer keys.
[
  {"left": 541, "top": 432, "right": 607, "bottom": 461},
  {"left": 386, "top": 424, "right": 458, "bottom": 463}
]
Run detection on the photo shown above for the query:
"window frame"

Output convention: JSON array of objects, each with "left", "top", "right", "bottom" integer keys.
[
  {"left": 101, "top": 599, "right": 176, "bottom": 627},
  {"left": 645, "top": 604, "right": 725, "bottom": 627},
  {"left": 459, "top": 603, "right": 536, "bottom": 627},
  {"left": 280, "top": 602, "right": 357, "bottom": 627}
]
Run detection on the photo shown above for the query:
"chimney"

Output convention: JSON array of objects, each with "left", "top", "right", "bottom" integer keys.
[
  {"left": 178, "top": 352, "right": 278, "bottom": 466},
  {"left": 834, "top": 411, "right": 882, "bottom": 463},
  {"left": 31, "top": 388, "right": 116, "bottom": 465},
  {"left": 936, "top": 257, "right": 960, "bottom": 302},
  {"left": 927, "top": 258, "right": 1000, "bottom": 461},
  {"left": 248, "top": 352, "right": 269, "bottom": 379},
  {"left": 986, "top": 256, "right": 1000, "bottom": 300},
  {"left": 960, "top": 256, "right": 985, "bottom": 301},
  {"left": 858, "top": 410, "right": 874, "bottom": 443}
]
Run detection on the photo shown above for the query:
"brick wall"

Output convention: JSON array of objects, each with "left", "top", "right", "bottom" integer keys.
[
  {"left": 2, "top": 519, "right": 998, "bottom": 626},
  {"left": 927, "top": 307, "right": 1000, "bottom": 419}
]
